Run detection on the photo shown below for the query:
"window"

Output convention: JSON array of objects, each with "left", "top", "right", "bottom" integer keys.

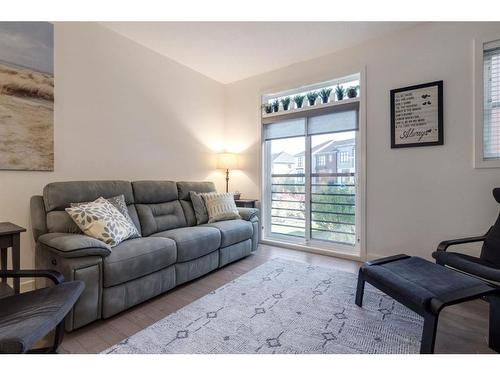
[
  {"left": 339, "top": 151, "right": 349, "bottom": 163},
  {"left": 261, "top": 74, "right": 363, "bottom": 257},
  {"left": 475, "top": 38, "right": 500, "bottom": 167},
  {"left": 484, "top": 41, "right": 500, "bottom": 159}
]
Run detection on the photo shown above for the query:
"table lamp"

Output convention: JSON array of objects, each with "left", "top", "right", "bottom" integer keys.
[{"left": 217, "top": 153, "right": 238, "bottom": 192}]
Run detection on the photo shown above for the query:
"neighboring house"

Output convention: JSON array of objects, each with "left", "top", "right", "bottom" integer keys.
[
  {"left": 292, "top": 139, "right": 355, "bottom": 175},
  {"left": 314, "top": 139, "right": 355, "bottom": 174},
  {"left": 271, "top": 151, "right": 295, "bottom": 174},
  {"left": 293, "top": 140, "right": 330, "bottom": 174}
]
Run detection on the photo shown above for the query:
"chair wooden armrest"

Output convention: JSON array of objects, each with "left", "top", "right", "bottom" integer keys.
[
  {"left": 0, "top": 269, "right": 64, "bottom": 285},
  {"left": 436, "top": 235, "right": 487, "bottom": 252}
]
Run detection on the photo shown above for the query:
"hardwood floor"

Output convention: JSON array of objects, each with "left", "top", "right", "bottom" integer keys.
[{"left": 60, "top": 244, "right": 495, "bottom": 354}]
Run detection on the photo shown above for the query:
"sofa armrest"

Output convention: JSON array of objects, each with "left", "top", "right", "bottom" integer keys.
[
  {"left": 38, "top": 232, "right": 111, "bottom": 258},
  {"left": 238, "top": 207, "right": 259, "bottom": 221},
  {"left": 30, "top": 195, "right": 48, "bottom": 242}
]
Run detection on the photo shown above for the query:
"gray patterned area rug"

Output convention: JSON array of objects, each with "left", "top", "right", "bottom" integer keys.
[{"left": 104, "top": 258, "right": 423, "bottom": 354}]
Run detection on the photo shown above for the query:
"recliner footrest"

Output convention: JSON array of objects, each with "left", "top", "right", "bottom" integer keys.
[{"left": 355, "top": 255, "right": 499, "bottom": 354}]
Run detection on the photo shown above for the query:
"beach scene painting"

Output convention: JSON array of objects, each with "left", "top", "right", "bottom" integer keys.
[{"left": 0, "top": 22, "right": 54, "bottom": 171}]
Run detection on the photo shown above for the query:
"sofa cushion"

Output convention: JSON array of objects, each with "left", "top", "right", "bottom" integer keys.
[
  {"left": 46, "top": 211, "right": 82, "bottom": 234},
  {"left": 203, "top": 219, "right": 253, "bottom": 248},
  {"left": 177, "top": 181, "right": 216, "bottom": 201},
  {"left": 135, "top": 202, "right": 187, "bottom": 237},
  {"left": 133, "top": 181, "right": 187, "bottom": 236},
  {"left": 43, "top": 181, "right": 134, "bottom": 212},
  {"left": 132, "top": 181, "right": 178, "bottom": 204},
  {"left": 177, "top": 181, "right": 216, "bottom": 226},
  {"left": 103, "top": 237, "right": 177, "bottom": 287},
  {"left": 153, "top": 226, "right": 221, "bottom": 262}
]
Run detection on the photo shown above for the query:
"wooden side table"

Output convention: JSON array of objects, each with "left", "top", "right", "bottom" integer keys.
[
  {"left": 235, "top": 199, "right": 258, "bottom": 208},
  {"left": 0, "top": 222, "right": 26, "bottom": 295}
]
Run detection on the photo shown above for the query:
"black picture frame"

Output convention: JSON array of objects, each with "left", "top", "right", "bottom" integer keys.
[{"left": 390, "top": 80, "right": 443, "bottom": 148}]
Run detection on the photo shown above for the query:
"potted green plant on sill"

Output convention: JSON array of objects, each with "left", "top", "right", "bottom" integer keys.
[
  {"left": 280, "top": 97, "right": 291, "bottom": 111},
  {"left": 262, "top": 103, "right": 273, "bottom": 114},
  {"left": 335, "top": 85, "right": 345, "bottom": 101},
  {"left": 293, "top": 94, "right": 305, "bottom": 109},
  {"left": 319, "top": 88, "right": 333, "bottom": 104},
  {"left": 307, "top": 91, "right": 318, "bottom": 106},
  {"left": 272, "top": 99, "right": 279, "bottom": 113},
  {"left": 346, "top": 85, "right": 359, "bottom": 99}
]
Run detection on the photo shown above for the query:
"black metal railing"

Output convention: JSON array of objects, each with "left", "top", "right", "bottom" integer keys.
[
  {"left": 270, "top": 172, "right": 356, "bottom": 245},
  {"left": 270, "top": 174, "right": 305, "bottom": 238}
]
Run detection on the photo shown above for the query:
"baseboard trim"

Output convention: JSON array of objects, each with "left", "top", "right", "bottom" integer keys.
[
  {"left": 258, "top": 242, "right": 409, "bottom": 264},
  {"left": 3, "top": 278, "right": 35, "bottom": 293},
  {"left": 21, "top": 279, "right": 35, "bottom": 292},
  {"left": 259, "top": 239, "right": 364, "bottom": 262},
  {"left": 366, "top": 253, "right": 386, "bottom": 261}
]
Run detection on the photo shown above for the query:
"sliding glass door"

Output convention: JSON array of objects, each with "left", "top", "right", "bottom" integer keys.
[
  {"left": 268, "top": 136, "right": 306, "bottom": 238},
  {"left": 262, "top": 104, "right": 360, "bottom": 256},
  {"left": 310, "top": 131, "right": 356, "bottom": 246}
]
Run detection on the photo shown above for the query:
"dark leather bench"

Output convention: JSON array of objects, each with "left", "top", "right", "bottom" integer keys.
[{"left": 355, "top": 254, "right": 500, "bottom": 354}]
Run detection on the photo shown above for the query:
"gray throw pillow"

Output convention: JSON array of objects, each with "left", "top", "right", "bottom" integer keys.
[
  {"left": 190, "top": 191, "right": 209, "bottom": 225},
  {"left": 71, "top": 195, "right": 140, "bottom": 238}
]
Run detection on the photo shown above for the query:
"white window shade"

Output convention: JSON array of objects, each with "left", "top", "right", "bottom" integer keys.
[
  {"left": 263, "top": 101, "right": 359, "bottom": 141},
  {"left": 307, "top": 109, "right": 358, "bottom": 135},
  {"left": 484, "top": 44, "right": 500, "bottom": 159},
  {"left": 263, "top": 118, "right": 305, "bottom": 141}
]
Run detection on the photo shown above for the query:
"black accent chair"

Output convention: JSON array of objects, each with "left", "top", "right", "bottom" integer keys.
[
  {"left": 0, "top": 270, "right": 84, "bottom": 353},
  {"left": 432, "top": 188, "right": 500, "bottom": 283}
]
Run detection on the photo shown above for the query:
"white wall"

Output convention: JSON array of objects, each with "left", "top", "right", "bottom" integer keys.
[
  {"left": 0, "top": 22, "right": 226, "bottom": 271},
  {"left": 224, "top": 22, "right": 500, "bottom": 260}
]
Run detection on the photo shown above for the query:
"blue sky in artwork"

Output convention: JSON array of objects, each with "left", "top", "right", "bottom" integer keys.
[{"left": 0, "top": 22, "right": 53, "bottom": 74}]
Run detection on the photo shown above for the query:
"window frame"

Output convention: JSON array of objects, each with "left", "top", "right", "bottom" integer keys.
[
  {"left": 474, "top": 36, "right": 500, "bottom": 168},
  {"left": 259, "top": 67, "right": 366, "bottom": 261}
]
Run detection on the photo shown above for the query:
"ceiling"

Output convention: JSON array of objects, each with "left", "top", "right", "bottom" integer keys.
[{"left": 102, "top": 22, "right": 421, "bottom": 84}]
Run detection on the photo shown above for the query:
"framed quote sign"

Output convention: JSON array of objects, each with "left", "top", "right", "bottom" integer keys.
[{"left": 390, "top": 80, "right": 443, "bottom": 148}]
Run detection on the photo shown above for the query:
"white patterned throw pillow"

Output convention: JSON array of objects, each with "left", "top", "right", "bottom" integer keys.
[
  {"left": 201, "top": 192, "right": 241, "bottom": 223},
  {"left": 66, "top": 197, "right": 137, "bottom": 247},
  {"left": 71, "top": 195, "right": 140, "bottom": 239}
]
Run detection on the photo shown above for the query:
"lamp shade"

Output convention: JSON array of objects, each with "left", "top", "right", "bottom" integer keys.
[{"left": 217, "top": 153, "right": 238, "bottom": 170}]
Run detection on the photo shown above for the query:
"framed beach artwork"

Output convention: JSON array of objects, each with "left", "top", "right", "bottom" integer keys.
[
  {"left": 390, "top": 80, "right": 443, "bottom": 148},
  {"left": 0, "top": 22, "right": 54, "bottom": 171}
]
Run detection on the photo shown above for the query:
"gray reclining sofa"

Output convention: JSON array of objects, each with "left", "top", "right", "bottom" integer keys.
[{"left": 30, "top": 180, "right": 259, "bottom": 331}]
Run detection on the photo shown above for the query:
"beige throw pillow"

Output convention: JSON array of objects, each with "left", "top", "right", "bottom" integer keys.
[
  {"left": 66, "top": 197, "right": 137, "bottom": 247},
  {"left": 201, "top": 192, "right": 241, "bottom": 223}
]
